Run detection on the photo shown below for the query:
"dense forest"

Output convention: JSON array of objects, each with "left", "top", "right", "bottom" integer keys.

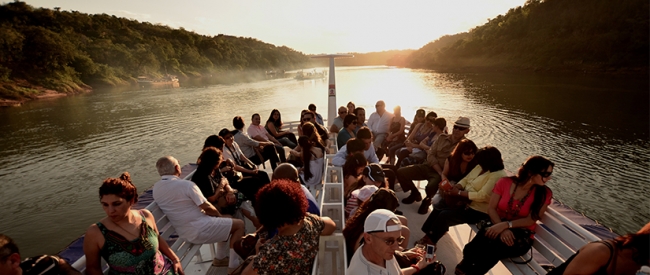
[
  {"left": 0, "top": 2, "right": 311, "bottom": 102},
  {"left": 407, "top": 0, "right": 649, "bottom": 73}
]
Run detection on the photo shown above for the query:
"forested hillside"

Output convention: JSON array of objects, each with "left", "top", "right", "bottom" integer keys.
[
  {"left": 0, "top": 2, "right": 310, "bottom": 102},
  {"left": 408, "top": 0, "right": 649, "bottom": 73}
]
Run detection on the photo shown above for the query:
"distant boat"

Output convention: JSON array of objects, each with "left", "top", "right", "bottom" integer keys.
[
  {"left": 265, "top": 70, "right": 286, "bottom": 79},
  {"left": 295, "top": 69, "right": 326, "bottom": 80},
  {"left": 137, "top": 75, "right": 180, "bottom": 87}
]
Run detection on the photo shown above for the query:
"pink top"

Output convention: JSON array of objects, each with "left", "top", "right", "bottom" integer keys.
[
  {"left": 492, "top": 177, "right": 552, "bottom": 232},
  {"left": 345, "top": 194, "right": 359, "bottom": 219},
  {"left": 247, "top": 124, "right": 269, "bottom": 141}
]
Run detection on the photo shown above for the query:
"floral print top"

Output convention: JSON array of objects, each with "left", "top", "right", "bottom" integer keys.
[{"left": 253, "top": 214, "right": 324, "bottom": 274}]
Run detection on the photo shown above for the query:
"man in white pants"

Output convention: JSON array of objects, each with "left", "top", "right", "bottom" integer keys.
[{"left": 153, "top": 156, "right": 245, "bottom": 270}]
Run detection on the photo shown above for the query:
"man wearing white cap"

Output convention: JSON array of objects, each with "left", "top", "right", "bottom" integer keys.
[{"left": 347, "top": 209, "right": 434, "bottom": 275}]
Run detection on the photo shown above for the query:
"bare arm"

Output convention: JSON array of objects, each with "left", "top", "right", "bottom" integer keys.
[
  {"left": 199, "top": 201, "right": 223, "bottom": 217},
  {"left": 441, "top": 159, "right": 450, "bottom": 181},
  {"left": 562, "top": 242, "right": 612, "bottom": 275},
  {"left": 405, "top": 123, "right": 421, "bottom": 143},
  {"left": 320, "top": 216, "right": 337, "bottom": 236},
  {"left": 82, "top": 225, "right": 104, "bottom": 275},
  {"left": 329, "top": 124, "right": 340, "bottom": 133},
  {"left": 266, "top": 122, "right": 281, "bottom": 137},
  {"left": 143, "top": 210, "right": 184, "bottom": 275}
]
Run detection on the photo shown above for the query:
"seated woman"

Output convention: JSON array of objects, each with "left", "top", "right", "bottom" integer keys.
[
  {"left": 336, "top": 114, "right": 358, "bottom": 150},
  {"left": 298, "top": 110, "right": 329, "bottom": 142},
  {"left": 418, "top": 146, "right": 507, "bottom": 246},
  {"left": 343, "top": 152, "right": 367, "bottom": 199},
  {"left": 242, "top": 179, "right": 336, "bottom": 275},
  {"left": 457, "top": 156, "right": 554, "bottom": 275},
  {"left": 548, "top": 225, "right": 649, "bottom": 275},
  {"left": 379, "top": 105, "right": 407, "bottom": 162},
  {"left": 218, "top": 129, "right": 270, "bottom": 203},
  {"left": 344, "top": 164, "right": 389, "bottom": 218},
  {"left": 289, "top": 122, "right": 326, "bottom": 167},
  {"left": 297, "top": 136, "right": 325, "bottom": 190},
  {"left": 192, "top": 146, "right": 260, "bottom": 228},
  {"left": 394, "top": 111, "right": 436, "bottom": 167},
  {"left": 433, "top": 139, "right": 478, "bottom": 208},
  {"left": 342, "top": 188, "right": 410, "bottom": 263},
  {"left": 410, "top": 109, "right": 426, "bottom": 131},
  {"left": 265, "top": 109, "right": 297, "bottom": 149},
  {"left": 83, "top": 173, "right": 183, "bottom": 275}
]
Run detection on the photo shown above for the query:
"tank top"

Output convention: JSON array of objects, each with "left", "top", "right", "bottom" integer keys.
[
  {"left": 97, "top": 212, "right": 173, "bottom": 275},
  {"left": 411, "top": 124, "right": 432, "bottom": 143},
  {"left": 547, "top": 241, "right": 615, "bottom": 275}
]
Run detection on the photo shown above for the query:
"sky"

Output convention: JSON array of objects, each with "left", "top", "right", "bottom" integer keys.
[{"left": 22, "top": 0, "right": 527, "bottom": 54}]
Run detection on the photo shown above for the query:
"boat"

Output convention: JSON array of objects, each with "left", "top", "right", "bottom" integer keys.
[
  {"left": 137, "top": 75, "right": 180, "bottom": 87},
  {"left": 295, "top": 69, "right": 327, "bottom": 80},
  {"left": 61, "top": 58, "right": 619, "bottom": 275}
]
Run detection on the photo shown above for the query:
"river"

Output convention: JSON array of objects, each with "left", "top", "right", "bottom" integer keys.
[{"left": 0, "top": 66, "right": 648, "bottom": 257}]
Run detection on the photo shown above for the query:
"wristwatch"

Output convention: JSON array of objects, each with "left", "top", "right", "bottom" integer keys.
[{"left": 507, "top": 221, "right": 513, "bottom": 228}]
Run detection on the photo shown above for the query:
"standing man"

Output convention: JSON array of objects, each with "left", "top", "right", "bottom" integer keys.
[
  {"left": 308, "top": 103, "right": 324, "bottom": 126},
  {"left": 247, "top": 113, "right": 286, "bottom": 162},
  {"left": 398, "top": 117, "right": 471, "bottom": 214},
  {"left": 153, "top": 156, "right": 245, "bottom": 270},
  {"left": 367, "top": 100, "right": 393, "bottom": 151},
  {"left": 329, "top": 106, "right": 348, "bottom": 133}
]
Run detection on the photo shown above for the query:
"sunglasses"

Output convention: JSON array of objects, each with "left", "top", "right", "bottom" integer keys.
[
  {"left": 539, "top": 171, "right": 552, "bottom": 178},
  {"left": 352, "top": 121, "right": 358, "bottom": 125},
  {"left": 462, "top": 151, "right": 475, "bottom": 156},
  {"left": 453, "top": 125, "right": 468, "bottom": 131},
  {"left": 371, "top": 234, "right": 405, "bottom": 246},
  {"left": 302, "top": 118, "right": 311, "bottom": 122}
]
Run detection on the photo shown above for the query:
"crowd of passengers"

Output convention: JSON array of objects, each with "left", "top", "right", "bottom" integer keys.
[{"left": 2, "top": 102, "right": 649, "bottom": 275}]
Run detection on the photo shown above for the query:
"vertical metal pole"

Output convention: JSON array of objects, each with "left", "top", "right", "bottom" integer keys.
[{"left": 327, "top": 57, "right": 337, "bottom": 128}]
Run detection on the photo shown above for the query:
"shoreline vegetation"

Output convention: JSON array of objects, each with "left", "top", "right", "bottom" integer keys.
[{"left": 1, "top": 0, "right": 647, "bottom": 106}]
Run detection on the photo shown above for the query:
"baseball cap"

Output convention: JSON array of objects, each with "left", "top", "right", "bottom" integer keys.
[
  {"left": 352, "top": 185, "right": 378, "bottom": 202},
  {"left": 364, "top": 209, "right": 401, "bottom": 233},
  {"left": 363, "top": 164, "right": 385, "bottom": 183}
]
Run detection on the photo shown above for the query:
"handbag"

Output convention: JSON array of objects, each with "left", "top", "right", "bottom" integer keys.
[
  {"left": 440, "top": 191, "right": 470, "bottom": 209},
  {"left": 221, "top": 162, "right": 243, "bottom": 183},
  {"left": 476, "top": 219, "right": 535, "bottom": 264}
]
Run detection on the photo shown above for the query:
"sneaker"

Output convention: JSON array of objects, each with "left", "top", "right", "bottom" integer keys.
[
  {"left": 418, "top": 197, "right": 432, "bottom": 214},
  {"left": 212, "top": 257, "right": 229, "bottom": 267},
  {"left": 401, "top": 192, "right": 422, "bottom": 204}
]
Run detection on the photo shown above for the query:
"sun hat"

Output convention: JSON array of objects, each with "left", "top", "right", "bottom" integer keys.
[
  {"left": 364, "top": 209, "right": 401, "bottom": 233},
  {"left": 352, "top": 185, "right": 379, "bottom": 202},
  {"left": 453, "top": 117, "right": 471, "bottom": 128},
  {"left": 363, "top": 164, "right": 385, "bottom": 183}
]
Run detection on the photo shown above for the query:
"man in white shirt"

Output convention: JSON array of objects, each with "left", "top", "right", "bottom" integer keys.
[
  {"left": 247, "top": 113, "right": 286, "bottom": 162},
  {"left": 347, "top": 209, "right": 434, "bottom": 275},
  {"left": 367, "top": 100, "right": 393, "bottom": 150},
  {"left": 329, "top": 106, "right": 348, "bottom": 133},
  {"left": 152, "top": 156, "right": 245, "bottom": 269}
]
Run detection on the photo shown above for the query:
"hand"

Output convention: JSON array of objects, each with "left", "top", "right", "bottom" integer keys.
[
  {"left": 226, "top": 159, "right": 236, "bottom": 167},
  {"left": 226, "top": 192, "right": 236, "bottom": 205},
  {"left": 499, "top": 229, "right": 515, "bottom": 246},
  {"left": 402, "top": 248, "right": 424, "bottom": 259},
  {"left": 448, "top": 186, "right": 460, "bottom": 196},
  {"left": 415, "top": 254, "right": 436, "bottom": 270},
  {"left": 486, "top": 222, "right": 508, "bottom": 239},
  {"left": 255, "top": 237, "right": 267, "bottom": 254},
  {"left": 172, "top": 262, "right": 184, "bottom": 275}
]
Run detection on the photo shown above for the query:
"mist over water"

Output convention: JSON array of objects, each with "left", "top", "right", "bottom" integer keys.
[{"left": 0, "top": 66, "right": 647, "bottom": 257}]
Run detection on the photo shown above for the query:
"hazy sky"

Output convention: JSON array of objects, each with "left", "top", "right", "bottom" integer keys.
[{"left": 22, "top": 0, "right": 526, "bottom": 54}]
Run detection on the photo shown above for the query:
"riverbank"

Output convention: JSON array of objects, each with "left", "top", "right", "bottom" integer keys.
[{"left": 0, "top": 79, "right": 92, "bottom": 107}]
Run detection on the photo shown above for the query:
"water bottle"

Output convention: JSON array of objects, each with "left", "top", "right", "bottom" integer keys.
[{"left": 637, "top": 266, "right": 650, "bottom": 275}]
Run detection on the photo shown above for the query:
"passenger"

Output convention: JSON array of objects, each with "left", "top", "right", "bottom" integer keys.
[
  {"left": 272, "top": 163, "right": 320, "bottom": 216},
  {"left": 410, "top": 109, "right": 426, "bottom": 132},
  {"left": 354, "top": 107, "right": 368, "bottom": 132},
  {"left": 336, "top": 114, "right": 358, "bottom": 150},
  {"left": 379, "top": 105, "right": 407, "bottom": 161},
  {"left": 297, "top": 136, "right": 325, "bottom": 190},
  {"left": 398, "top": 116, "right": 471, "bottom": 214},
  {"left": 400, "top": 117, "right": 446, "bottom": 168},
  {"left": 394, "top": 112, "right": 436, "bottom": 167},
  {"left": 191, "top": 147, "right": 260, "bottom": 228},
  {"left": 548, "top": 222, "right": 650, "bottom": 275},
  {"left": 84, "top": 172, "right": 184, "bottom": 275},
  {"left": 241, "top": 180, "right": 336, "bottom": 274},
  {"left": 441, "top": 139, "right": 478, "bottom": 185},
  {"left": 346, "top": 209, "right": 433, "bottom": 275},
  {"left": 298, "top": 110, "right": 328, "bottom": 141},
  {"left": 218, "top": 129, "right": 271, "bottom": 197},
  {"left": 247, "top": 113, "right": 287, "bottom": 163},
  {"left": 457, "top": 155, "right": 553, "bottom": 275},
  {"left": 264, "top": 109, "right": 297, "bottom": 149},
  {"left": 329, "top": 106, "right": 348, "bottom": 133},
  {"left": 367, "top": 100, "right": 394, "bottom": 151},
  {"left": 307, "top": 103, "right": 324, "bottom": 126},
  {"left": 418, "top": 146, "right": 506, "bottom": 246},
  {"left": 348, "top": 185, "right": 379, "bottom": 217},
  {"left": 233, "top": 116, "right": 281, "bottom": 170},
  {"left": 289, "top": 122, "right": 327, "bottom": 167},
  {"left": 0, "top": 234, "right": 81, "bottom": 275},
  {"left": 332, "top": 127, "right": 379, "bottom": 166},
  {"left": 347, "top": 101, "right": 356, "bottom": 115},
  {"left": 343, "top": 150, "right": 367, "bottom": 197},
  {"left": 152, "top": 156, "right": 245, "bottom": 270},
  {"left": 345, "top": 164, "right": 388, "bottom": 218}
]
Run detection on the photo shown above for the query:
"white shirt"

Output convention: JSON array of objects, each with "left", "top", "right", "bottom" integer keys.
[
  {"left": 367, "top": 111, "right": 393, "bottom": 134},
  {"left": 332, "top": 144, "right": 379, "bottom": 166},
  {"left": 152, "top": 175, "right": 209, "bottom": 243},
  {"left": 347, "top": 244, "right": 402, "bottom": 275},
  {"left": 223, "top": 142, "right": 245, "bottom": 164}
]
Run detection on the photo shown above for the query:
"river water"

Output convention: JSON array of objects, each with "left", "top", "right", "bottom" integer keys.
[{"left": 0, "top": 66, "right": 648, "bottom": 257}]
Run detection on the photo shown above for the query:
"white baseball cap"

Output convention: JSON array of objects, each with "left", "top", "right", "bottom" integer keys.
[
  {"left": 351, "top": 185, "right": 378, "bottom": 202},
  {"left": 364, "top": 209, "right": 401, "bottom": 233}
]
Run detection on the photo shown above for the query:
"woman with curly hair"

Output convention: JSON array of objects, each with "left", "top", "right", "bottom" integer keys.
[
  {"left": 342, "top": 188, "right": 409, "bottom": 263},
  {"left": 242, "top": 180, "right": 336, "bottom": 275},
  {"left": 83, "top": 172, "right": 183, "bottom": 275},
  {"left": 265, "top": 109, "right": 297, "bottom": 149}
]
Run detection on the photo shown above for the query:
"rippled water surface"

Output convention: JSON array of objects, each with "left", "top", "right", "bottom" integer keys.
[{"left": 0, "top": 66, "right": 648, "bottom": 256}]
